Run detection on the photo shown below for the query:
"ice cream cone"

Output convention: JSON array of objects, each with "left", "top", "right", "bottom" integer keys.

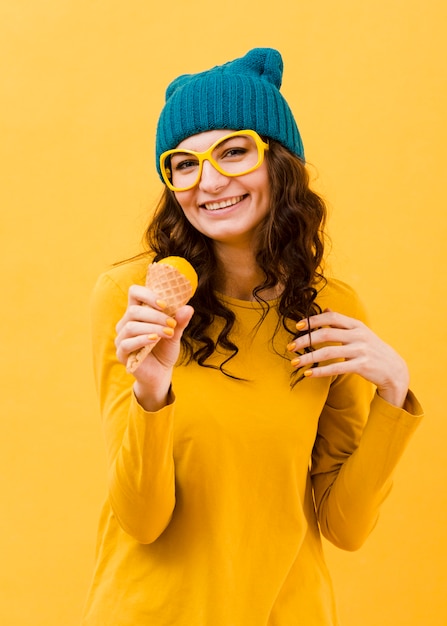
[{"left": 126, "top": 257, "right": 198, "bottom": 373}]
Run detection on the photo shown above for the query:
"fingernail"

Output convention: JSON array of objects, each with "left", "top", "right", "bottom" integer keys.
[
  {"left": 287, "top": 341, "right": 296, "bottom": 351},
  {"left": 156, "top": 299, "right": 167, "bottom": 310},
  {"left": 148, "top": 333, "right": 159, "bottom": 341},
  {"left": 291, "top": 356, "right": 301, "bottom": 367},
  {"left": 296, "top": 320, "right": 306, "bottom": 331},
  {"left": 165, "top": 317, "right": 177, "bottom": 329},
  {"left": 162, "top": 327, "right": 175, "bottom": 337},
  {"left": 304, "top": 369, "right": 313, "bottom": 377}
]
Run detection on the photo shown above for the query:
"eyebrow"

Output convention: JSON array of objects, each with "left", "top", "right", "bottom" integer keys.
[
  {"left": 171, "top": 150, "right": 199, "bottom": 157},
  {"left": 177, "top": 134, "right": 248, "bottom": 154}
]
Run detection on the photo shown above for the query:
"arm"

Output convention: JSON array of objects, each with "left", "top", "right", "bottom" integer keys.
[
  {"left": 91, "top": 270, "right": 193, "bottom": 543},
  {"left": 311, "top": 374, "right": 422, "bottom": 550},
  {"left": 288, "top": 309, "right": 423, "bottom": 550}
]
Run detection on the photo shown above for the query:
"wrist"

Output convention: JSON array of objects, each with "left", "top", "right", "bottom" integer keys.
[
  {"left": 377, "top": 361, "right": 410, "bottom": 408},
  {"left": 377, "top": 385, "right": 408, "bottom": 409},
  {"left": 133, "top": 380, "right": 173, "bottom": 413}
]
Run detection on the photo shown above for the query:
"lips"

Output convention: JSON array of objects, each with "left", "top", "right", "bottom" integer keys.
[{"left": 202, "top": 195, "right": 246, "bottom": 211}]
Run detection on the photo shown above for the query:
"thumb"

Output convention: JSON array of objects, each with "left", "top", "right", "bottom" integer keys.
[{"left": 173, "top": 304, "right": 195, "bottom": 336}]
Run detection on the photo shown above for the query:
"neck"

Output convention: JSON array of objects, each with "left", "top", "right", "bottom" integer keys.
[{"left": 213, "top": 244, "right": 280, "bottom": 301}]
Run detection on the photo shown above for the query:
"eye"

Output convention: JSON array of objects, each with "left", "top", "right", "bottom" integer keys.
[
  {"left": 223, "top": 147, "right": 247, "bottom": 159},
  {"left": 170, "top": 153, "right": 200, "bottom": 172},
  {"left": 214, "top": 135, "right": 253, "bottom": 162},
  {"left": 174, "top": 158, "right": 199, "bottom": 171}
]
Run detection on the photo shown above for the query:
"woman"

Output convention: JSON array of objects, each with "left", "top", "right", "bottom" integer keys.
[{"left": 81, "top": 48, "right": 423, "bottom": 625}]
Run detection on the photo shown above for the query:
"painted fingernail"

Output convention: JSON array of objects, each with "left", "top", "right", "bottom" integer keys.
[
  {"left": 291, "top": 356, "right": 301, "bottom": 367},
  {"left": 287, "top": 341, "right": 296, "bottom": 351},
  {"left": 296, "top": 320, "right": 306, "bottom": 331},
  {"left": 304, "top": 369, "right": 313, "bottom": 377},
  {"left": 162, "top": 327, "right": 175, "bottom": 337},
  {"left": 165, "top": 317, "right": 177, "bottom": 329},
  {"left": 156, "top": 299, "right": 167, "bottom": 310},
  {"left": 148, "top": 333, "right": 159, "bottom": 341}
]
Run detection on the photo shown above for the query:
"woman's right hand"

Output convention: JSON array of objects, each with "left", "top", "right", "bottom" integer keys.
[{"left": 115, "top": 284, "right": 194, "bottom": 411}]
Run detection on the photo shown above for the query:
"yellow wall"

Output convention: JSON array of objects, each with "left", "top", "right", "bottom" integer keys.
[{"left": 1, "top": 1, "right": 445, "bottom": 624}]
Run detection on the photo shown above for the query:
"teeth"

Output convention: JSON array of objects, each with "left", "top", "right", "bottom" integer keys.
[{"left": 204, "top": 196, "right": 244, "bottom": 211}]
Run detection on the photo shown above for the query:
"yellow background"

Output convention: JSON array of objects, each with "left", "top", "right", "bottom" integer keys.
[{"left": 1, "top": 1, "right": 445, "bottom": 624}]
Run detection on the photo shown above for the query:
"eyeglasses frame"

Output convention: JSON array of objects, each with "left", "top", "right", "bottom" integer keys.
[{"left": 159, "top": 129, "right": 270, "bottom": 192}]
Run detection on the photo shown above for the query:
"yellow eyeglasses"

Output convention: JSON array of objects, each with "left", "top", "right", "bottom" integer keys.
[{"left": 159, "top": 129, "right": 269, "bottom": 192}]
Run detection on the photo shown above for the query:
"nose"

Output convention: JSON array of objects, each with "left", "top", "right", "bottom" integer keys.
[{"left": 198, "top": 159, "right": 229, "bottom": 192}]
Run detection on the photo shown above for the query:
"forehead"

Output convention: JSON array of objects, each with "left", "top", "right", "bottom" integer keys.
[{"left": 175, "top": 129, "right": 238, "bottom": 151}]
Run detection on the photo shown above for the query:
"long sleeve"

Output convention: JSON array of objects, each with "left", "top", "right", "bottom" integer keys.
[
  {"left": 90, "top": 268, "right": 176, "bottom": 543},
  {"left": 83, "top": 271, "right": 424, "bottom": 625},
  {"left": 311, "top": 372, "right": 423, "bottom": 551}
]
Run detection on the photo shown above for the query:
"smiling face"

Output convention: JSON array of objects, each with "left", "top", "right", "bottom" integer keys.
[{"left": 172, "top": 130, "right": 271, "bottom": 249}]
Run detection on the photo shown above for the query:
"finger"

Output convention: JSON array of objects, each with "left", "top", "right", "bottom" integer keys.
[
  {"left": 296, "top": 310, "right": 361, "bottom": 333},
  {"left": 126, "top": 308, "right": 194, "bottom": 373},
  {"left": 120, "top": 305, "right": 193, "bottom": 355},
  {"left": 171, "top": 305, "right": 195, "bottom": 335},
  {"left": 116, "top": 332, "right": 160, "bottom": 365},
  {"left": 116, "top": 311, "right": 177, "bottom": 339},
  {"left": 290, "top": 342, "right": 364, "bottom": 369},
  {"left": 127, "top": 337, "right": 163, "bottom": 373},
  {"left": 289, "top": 327, "right": 355, "bottom": 353},
  {"left": 127, "top": 284, "right": 168, "bottom": 310},
  {"left": 116, "top": 291, "right": 179, "bottom": 333},
  {"left": 302, "top": 359, "right": 355, "bottom": 379}
]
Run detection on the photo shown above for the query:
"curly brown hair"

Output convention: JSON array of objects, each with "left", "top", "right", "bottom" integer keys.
[{"left": 145, "top": 139, "right": 327, "bottom": 383}]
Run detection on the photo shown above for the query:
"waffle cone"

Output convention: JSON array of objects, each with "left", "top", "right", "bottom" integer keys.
[
  {"left": 146, "top": 261, "right": 195, "bottom": 316},
  {"left": 126, "top": 257, "right": 198, "bottom": 372}
]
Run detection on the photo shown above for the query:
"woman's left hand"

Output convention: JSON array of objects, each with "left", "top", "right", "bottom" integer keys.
[{"left": 288, "top": 310, "right": 410, "bottom": 408}]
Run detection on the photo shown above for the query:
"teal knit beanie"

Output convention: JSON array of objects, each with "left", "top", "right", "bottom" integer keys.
[{"left": 155, "top": 48, "right": 304, "bottom": 180}]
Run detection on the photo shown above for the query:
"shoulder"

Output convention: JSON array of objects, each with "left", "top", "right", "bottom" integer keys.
[
  {"left": 315, "top": 277, "right": 369, "bottom": 323},
  {"left": 93, "top": 255, "right": 151, "bottom": 298},
  {"left": 91, "top": 255, "right": 152, "bottom": 321}
]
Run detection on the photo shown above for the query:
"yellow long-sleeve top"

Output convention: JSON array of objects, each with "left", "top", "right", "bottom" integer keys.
[{"left": 81, "top": 256, "right": 423, "bottom": 626}]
